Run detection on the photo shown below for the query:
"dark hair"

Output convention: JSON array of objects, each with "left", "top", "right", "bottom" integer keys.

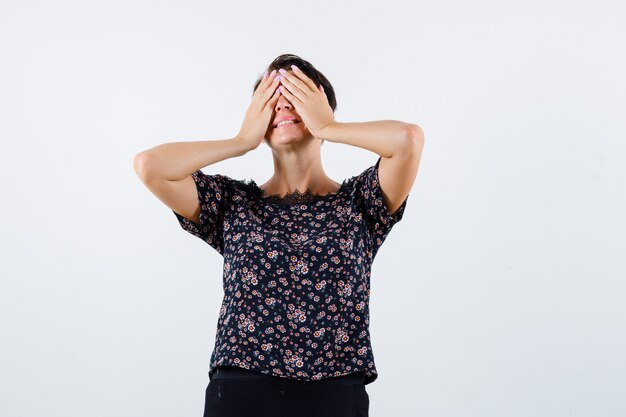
[{"left": 253, "top": 54, "right": 336, "bottom": 145}]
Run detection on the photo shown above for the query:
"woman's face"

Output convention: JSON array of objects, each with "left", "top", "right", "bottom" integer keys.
[{"left": 264, "top": 70, "right": 313, "bottom": 145}]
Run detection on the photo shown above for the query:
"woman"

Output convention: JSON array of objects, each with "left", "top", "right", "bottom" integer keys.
[{"left": 134, "top": 54, "right": 424, "bottom": 417}]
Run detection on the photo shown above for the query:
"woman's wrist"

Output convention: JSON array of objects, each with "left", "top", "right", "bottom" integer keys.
[{"left": 231, "top": 136, "right": 255, "bottom": 155}]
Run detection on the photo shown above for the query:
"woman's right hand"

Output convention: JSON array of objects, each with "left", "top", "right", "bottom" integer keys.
[{"left": 235, "top": 70, "right": 281, "bottom": 151}]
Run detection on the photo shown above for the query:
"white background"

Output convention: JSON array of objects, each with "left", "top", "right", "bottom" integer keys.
[{"left": 1, "top": 1, "right": 624, "bottom": 416}]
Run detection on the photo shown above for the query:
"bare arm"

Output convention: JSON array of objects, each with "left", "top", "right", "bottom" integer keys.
[
  {"left": 132, "top": 138, "right": 252, "bottom": 225},
  {"left": 320, "top": 121, "right": 425, "bottom": 215},
  {"left": 133, "top": 138, "right": 251, "bottom": 182}
]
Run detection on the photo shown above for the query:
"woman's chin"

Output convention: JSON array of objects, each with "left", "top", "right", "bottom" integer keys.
[
  {"left": 266, "top": 130, "right": 315, "bottom": 145},
  {"left": 270, "top": 125, "right": 311, "bottom": 138}
]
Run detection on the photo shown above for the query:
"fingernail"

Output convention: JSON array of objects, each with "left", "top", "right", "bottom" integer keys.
[
  {"left": 279, "top": 68, "right": 287, "bottom": 74},
  {"left": 291, "top": 65, "right": 299, "bottom": 71}
]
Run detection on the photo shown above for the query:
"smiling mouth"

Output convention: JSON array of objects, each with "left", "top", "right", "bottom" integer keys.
[{"left": 273, "top": 120, "right": 302, "bottom": 128}]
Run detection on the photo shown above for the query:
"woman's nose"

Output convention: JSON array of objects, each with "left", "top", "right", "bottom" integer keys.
[{"left": 275, "top": 95, "right": 292, "bottom": 110}]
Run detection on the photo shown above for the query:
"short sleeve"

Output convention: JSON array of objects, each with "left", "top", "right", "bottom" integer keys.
[
  {"left": 352, "top": 156, "right": 409, "bottom": 259},
  {"left": 172, "top": 169, "right": 232, "bottom": 255}
]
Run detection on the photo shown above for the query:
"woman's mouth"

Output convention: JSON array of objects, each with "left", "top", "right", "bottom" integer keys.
[{"left": 273, "top": 120, "right": 301, "bottom": 129}]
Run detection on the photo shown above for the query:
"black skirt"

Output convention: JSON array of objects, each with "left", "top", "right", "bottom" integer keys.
[{"left": 203, "top": 366, "right": 369, "bottom": 417}]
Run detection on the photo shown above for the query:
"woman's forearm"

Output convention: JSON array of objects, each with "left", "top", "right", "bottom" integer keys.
[
  {"left": 319, "top": 120, "right": 423, "bottom": 158},
  {"left": 134, "top": 137, "right": 252, "bottom": 182}
]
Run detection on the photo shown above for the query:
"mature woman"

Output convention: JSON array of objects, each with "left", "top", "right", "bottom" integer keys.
[{"left": 134, "top": 54, "right": 424, "bottom": 417}]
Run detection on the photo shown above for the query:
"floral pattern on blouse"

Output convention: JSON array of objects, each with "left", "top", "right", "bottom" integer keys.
[{"left": 172, "top": 156, "right": 408, "bottom": 385}]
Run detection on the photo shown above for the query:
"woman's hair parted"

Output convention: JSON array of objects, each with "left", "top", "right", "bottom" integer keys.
[{"left": 253, "top": 54, "right": 337, "bottom": 145}]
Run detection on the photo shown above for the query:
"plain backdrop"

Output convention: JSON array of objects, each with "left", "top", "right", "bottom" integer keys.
[{"left": 1, "top": 1, "right": 625, "bottom": 416}]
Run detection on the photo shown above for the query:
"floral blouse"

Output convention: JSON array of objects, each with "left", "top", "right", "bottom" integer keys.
[{"left": 172, "top": 156, "right": 408, "bottom": 385}]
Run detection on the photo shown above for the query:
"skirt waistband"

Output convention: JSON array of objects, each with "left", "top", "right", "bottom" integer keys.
[{"left": 211, "top": 366, "right": 365, "bottom": 385}]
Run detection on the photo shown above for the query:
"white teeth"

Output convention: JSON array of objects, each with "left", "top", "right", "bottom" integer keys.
[{"left": 276, "top": 120, "right": 297, "bottom": 127}]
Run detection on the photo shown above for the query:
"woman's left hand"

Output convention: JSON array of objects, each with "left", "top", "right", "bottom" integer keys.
[{"left": 277, "top": 65, "right": 336, "bottom": 138}]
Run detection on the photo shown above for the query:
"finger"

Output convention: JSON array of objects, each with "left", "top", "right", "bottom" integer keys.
[
  {"left": 278, "top": 85, "right": 298, "bottom": 105},
  {"left": 278, "top": 75, "right": 305, "bottom": 103},
  {"left": 279, "top": 70, "right": 308, "bottom": 100},
  {"left": 262, "top": 70, "right": 277, "bottom": 92},
  {"left": 290, "top": 65, "right": 318, "bottom": 93},
  {"left": 258, "top": 82, "right": 280, "bottom": 113},
  {"left": 255, "top": 70, "right": 277, "bottom": 98},
  {"left": 319, "top": 84, "right": 328, "bottom": 101},
  {"left": 261, "top": 76, "right": 281, "bottom": 106},
  {"left": 260, "top": 71, "right": 270, "bottom": 88},
  {"left": 257, "top": 73, "right": 279, "bottom": 101},
  {"left": 263, "top": 86, "right": 281, "bottom": 112}
]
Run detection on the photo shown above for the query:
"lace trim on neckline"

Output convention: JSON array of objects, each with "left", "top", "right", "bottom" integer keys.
[{"left": 244, "top": 179, "right": 348, "bottom": 205}]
